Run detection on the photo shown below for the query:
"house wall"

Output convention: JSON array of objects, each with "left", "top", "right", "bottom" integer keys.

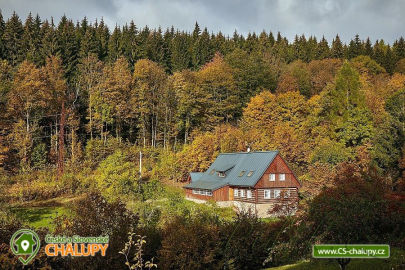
[
  {"left": 255, "top": 188, "right": 298, "bottom": 204},
  {"left": 255, "top": 154, "right": 301, "bottom": 189},
  {"left": 232, "top": 187, "right": 299, "bottom": 204},
  {"left": 185, "top": 186, "right": 229, "bottom": 201},
  {"left": 232, "top": 187, "right": 256, "bottom": 203}
]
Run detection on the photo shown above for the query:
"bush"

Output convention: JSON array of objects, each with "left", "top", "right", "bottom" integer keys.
[
  {"left": 95, "top": 150, "right": 138, "bottom": 201},
  {"left": 53, "top": 192, "right": 139, "bottom": 269},
  {"left": 218, "top": 212, "right": 278, "bottom": 269},
  {"left": 158, "top": 216, "right": 221, "bottom": 270}
]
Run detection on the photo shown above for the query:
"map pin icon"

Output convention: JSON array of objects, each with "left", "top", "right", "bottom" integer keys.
[{"left": 21, "top": 240, "right": 30, "bottom": 251}]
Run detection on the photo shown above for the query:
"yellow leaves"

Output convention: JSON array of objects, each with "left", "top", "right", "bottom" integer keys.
[{"left": 9, "top": 60, "right": 44, "bottom": 115}]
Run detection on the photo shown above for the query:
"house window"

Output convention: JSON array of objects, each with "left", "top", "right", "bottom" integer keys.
[
  {"left": 206, "top": 191, "right": 213, "bottom": 196},
  {"left": 240, "top": 189, "right": 245, "bottom": 197},
  {"left": 192, "top": 189, "right": 197, "bottom": 194},
  {"left": 209, "top": 169, "right": 215, "bottom": 175},
  {"left": 274, "top": 189, "right": 281, "bottom": 198},
  {"left": 238, "top": 170, "right": 246, "bottom": 177},
  {"left": 218, "top": 172, "right": 226, "bottom": 178},
  {"left": 264, "top": 189, "right": 271, "bottom": 199},
  {"left": 247, "top": 190, "right": 252, "bottom": 198},
  {"left": 279, "top": 173, "right": 285, "bottom": 181},
  {"left": 269, "top": 173, "right": 276, "bottom": 181},
  {"left": 247, "top": 171, "right": 254, "bottom": 177},
  {"left": 234, "top": 189, "right": 239, "bottom": 197},
  {"left": 284, "top": 190, "right": 290, "bottom": 198}
]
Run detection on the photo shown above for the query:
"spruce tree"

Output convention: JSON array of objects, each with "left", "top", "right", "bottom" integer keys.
[
  {"left": 107, "top": 25, "right": 122, "bottom": 62},
  {"left": 364, "top": 37, "right": 373, "bottom": 56},
  {"left": 41, "top": 18, "right": 58, "bottom": 61},
  {"left": 170, "top": 31, "right": 191, "bottom": 71},
  {"left": 192, "top": 22, "right": 200, "bottom": 41},
  {"left": 22, "top": 13, "right": 43, "bottom": 65},
  {"left": 192, "top": 27, "right": 212, "bottom": 69},
  {"left": 56, "top": 15, "right": 79, "bottom": 81},
  {"left": 331, "top": 34, "right": 344, "bottom": 58},
  {"left": 95, "top": 18, "right": 110, "bottom": 61},
  {"left": 316, "top": 36, "right": 330, "bottom": 59},
  {"left": 393, "top": 37, "right": 405, "bottom": 59},
  {"left": 0, "top": 11, "right": 6, "bottom": 59},
  {"left": 3, "top": 11, "right": 24, "bottom": 65}
]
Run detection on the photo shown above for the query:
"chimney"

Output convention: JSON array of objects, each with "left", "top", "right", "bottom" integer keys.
[{"left": 247, "top": 147, "right": 251, "bottom": 153}]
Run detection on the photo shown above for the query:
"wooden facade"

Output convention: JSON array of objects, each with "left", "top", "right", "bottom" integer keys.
[{"left": 185, "top": 186, "right": 229, "bottom": 201}]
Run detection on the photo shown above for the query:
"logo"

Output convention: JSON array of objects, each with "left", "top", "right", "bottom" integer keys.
[{"left": 10, "top": 229, "right": 41, "bottom": 265}]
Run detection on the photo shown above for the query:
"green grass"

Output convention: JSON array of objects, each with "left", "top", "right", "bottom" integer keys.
[
  {"left": 8, "top": 195, "right": 80, "bottom": 231},
  {"left": 266, "top": 248, "right": 405, "bottom": 270},
  {"left": 10, "top": 206, "right": 70, "bottom": 230}
]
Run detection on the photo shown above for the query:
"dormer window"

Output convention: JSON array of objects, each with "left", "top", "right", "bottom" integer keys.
[
  {"left": 247, "top": 171, "right": 254, "bottom": 177},
  {"left": 238, "top": 170, "right": 246, "bottom": 177},
  {"left": 218, "top": 172, "right": 226, "bottom": 178},
  {"left": 209, "top": 169, "right": 215, "bottom": 175}
]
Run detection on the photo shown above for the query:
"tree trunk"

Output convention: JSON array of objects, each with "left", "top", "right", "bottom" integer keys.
[
  {"left": 89, "top": 94, "right": 93, "bottom": 140},
  {"left": 57, "top": 102, "right": 66, "bottom": 179}
]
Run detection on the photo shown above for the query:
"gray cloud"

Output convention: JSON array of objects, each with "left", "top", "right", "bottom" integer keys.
[{"left": 0, "top": 0, "right": 403, "bottom": 43}]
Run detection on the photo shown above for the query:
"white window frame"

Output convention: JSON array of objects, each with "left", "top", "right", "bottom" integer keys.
[
  {"left": 264, "top": 189, "right": 271, "bottom": 199},
  {"left": 218, "top": 172, "right": 226, "bottom": 178},
  {"left": 247, "top": 190, "right": 252, "bottom": 198},
  {"left": 279, "top": 173, "right": 286, "bottom": 181},
  {"left": 269, "top": 173, "right": 276, "bottom": 181},
  {"left": 274, "top": 189, "right": 281, "bottom": 198},
  {"left": 240, "top": 189, "right": 245, "bottom": 197},
  {"left": 234, "top": 189, "right": 239, "bottom": 197}
]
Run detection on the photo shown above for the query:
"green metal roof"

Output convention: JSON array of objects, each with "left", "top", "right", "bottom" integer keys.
[
  {"left": 184, "top": 151, "right": 279, "bottom": 191},
  {"left": 189, "top": 172, "right": 204, "bottom": 182}
]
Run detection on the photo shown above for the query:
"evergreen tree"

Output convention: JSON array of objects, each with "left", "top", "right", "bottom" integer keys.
[
  {"left": 0, "top": 11, "right": 5, "bottom": 59},
  {"left": 364, "top": 37, "right": 373, "bottom": 56},
  {"left": 316, "top": 36, "right": 330, "bottom": 60},
  {"left": 107, "top": 25, "right": 122, "bottom": 62},
  {"left": 79, "top": 24, "right": 100, "bottom": 59},
  {"left": 41, "top": 18, "right": 58, "bottom": 61},
  {"left": 95, "top": 18, "right": 110, "bottom": 60},
  {"left": 192, "top": 28, "right": 213, "bottom": 69},
  {"left": 393, "top": 37, "right": 405, "bottom": 60},
  {"left": 331, "top": 35, "right": 344, "bottom": 58},
  {"left": 373, "top": 40, "right": 386, "bottom": 67},
  {"left": 348, "top": 34, "right": 363, "bottom": 59},
  {"left": 3, "top": 12, "right": 24, "bottom": 65},
  {"left": 268, "top": 31, "right": 275, "bottom": 47},
  {"left": 147, "top": 28, "right": 166, "bottom": 67},
  {"left": 192, "top": 22, "right": 200, "bottom": 41},
  {"left": 56, "top": 15, "right": 79, "bottom": 80},
  {"left": 171, "top": 31, "right": 191, "bottom": 71}
]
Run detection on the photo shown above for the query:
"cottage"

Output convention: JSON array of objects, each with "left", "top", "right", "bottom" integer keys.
[{"left": 183, "top": 151, "right": 301, "bottom": 217}]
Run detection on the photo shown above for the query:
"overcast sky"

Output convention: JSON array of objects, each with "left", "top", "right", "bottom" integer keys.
[{"left": 0, "top": 0, "right": 404, "bottom": 44}]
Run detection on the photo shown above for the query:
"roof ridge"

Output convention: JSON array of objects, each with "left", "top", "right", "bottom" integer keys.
[{"left": 219, "top": 150, "right": 279, "bottom": 155}]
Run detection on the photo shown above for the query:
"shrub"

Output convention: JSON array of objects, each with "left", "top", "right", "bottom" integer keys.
[
  {"left": 158, "top": 216, "right": 221, "bottom": 270},
  {"left": 95, "top": 150, "right": 138, "bottom": 201},
  {"left": 53, "top": 192, "right": 139, "bottom": 269}
]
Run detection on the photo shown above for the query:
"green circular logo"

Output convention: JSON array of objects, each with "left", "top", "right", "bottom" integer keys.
[{"left": 10, "top": 229, "right": 41, "bottom": 265}]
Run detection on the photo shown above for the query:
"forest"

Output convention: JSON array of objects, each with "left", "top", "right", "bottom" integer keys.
[{"left": 0, "top": 11, "right": 404, "bottom": 269}]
